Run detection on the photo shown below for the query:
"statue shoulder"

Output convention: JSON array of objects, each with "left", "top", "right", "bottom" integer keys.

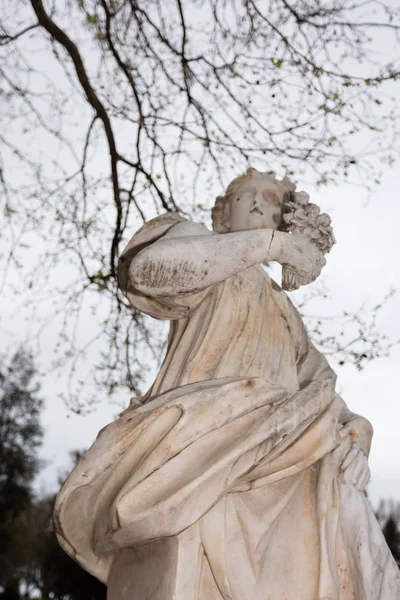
[
  {"left": 118, "top": 213, "right": 182, "bottom": 291},
  {"left": 162, "top": 219, "right": 213, "bottom": 240},
  {"left": 122, "top": 213, "right": 184, "bottom": 252},
  {"left": 118, "top": 214, "right": 212, "bottom": 292},
  {"left": 121, "top": 214, "right": 211, "bottom": 256}
]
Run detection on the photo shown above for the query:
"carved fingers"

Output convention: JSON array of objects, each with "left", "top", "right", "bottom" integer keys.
[
  {"left": 342, "top": 416, "right": 373, "bottom": 456},
  {"left": 340, "top": 444, "right": 371, "bottom": 491},
  {"left": 279, "top": 233, "right": 326, "bottom": 285}
]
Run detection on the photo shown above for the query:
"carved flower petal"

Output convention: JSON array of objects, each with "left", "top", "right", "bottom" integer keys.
[
  {"left": 317, "top": 213, "right": 331, "bottom": 226},
  {"left": 294, "top": 191, "right": 310, "bottom": 206}
]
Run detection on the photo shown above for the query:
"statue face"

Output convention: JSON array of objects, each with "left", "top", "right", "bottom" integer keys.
[{"left": 229, "top": 175, "right": 283, "bottom": 232}]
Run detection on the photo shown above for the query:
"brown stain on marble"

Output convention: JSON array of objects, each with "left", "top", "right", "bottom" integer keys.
[{"left": 263, "top": 189, "right": 280, "bottom": 205}]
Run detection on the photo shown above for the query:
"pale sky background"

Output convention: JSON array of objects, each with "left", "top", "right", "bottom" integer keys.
[{"left": 1, "top": 2, "right": 400, "bottom": 510}]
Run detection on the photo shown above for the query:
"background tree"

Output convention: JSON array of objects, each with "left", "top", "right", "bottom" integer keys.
[
  {"left": 0, "top": 351, "right": 42, "bottom": 598},
  {"left": 0, "top": 0, "right": 399, "bottom": 410},
  {"left": 376, "top": 500, "right": 400, "bottom": 567},
  {"left": 0, "top": 362, "right": 106, "bottom": 600}
]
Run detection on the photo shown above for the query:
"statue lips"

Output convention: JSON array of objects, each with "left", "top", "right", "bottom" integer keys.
[{"left": 250, "top": 207, "right": 263, "bottom": 216}]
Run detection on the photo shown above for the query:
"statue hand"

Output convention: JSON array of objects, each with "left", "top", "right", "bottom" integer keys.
[
  {"left": 276, "top": 233, "right": 326, "bottom": 285},
  {"left": 338, "top": 416, "right": 373, "bottom": 491},
  {"left": 341, "top": 416, "right": 373, "bottom": 456},
  {"left": 340, "top": 444, "right": 371, "bottom": 491}
]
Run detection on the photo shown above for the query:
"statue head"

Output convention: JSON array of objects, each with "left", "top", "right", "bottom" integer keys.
[{"left": 212, "top": 168, "right": 296, "bottom": 233}]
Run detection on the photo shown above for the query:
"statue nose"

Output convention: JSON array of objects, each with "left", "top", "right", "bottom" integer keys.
[{"left": 254, "top": 191, "right": 264, "bottom": 205}]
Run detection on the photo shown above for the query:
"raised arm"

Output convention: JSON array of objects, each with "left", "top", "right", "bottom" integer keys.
[{"left": 129, "top": 220, "right": 325, "bottom": 297}]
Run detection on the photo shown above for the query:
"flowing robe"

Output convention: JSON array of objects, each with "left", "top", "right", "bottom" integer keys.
[{"left": 55, "top": 214, "right": 400, "bottom": 600}]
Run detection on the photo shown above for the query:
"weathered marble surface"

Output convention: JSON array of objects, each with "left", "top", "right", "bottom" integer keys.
[{"left": 55, "top": 170, "right": 400, "bottom": 599}]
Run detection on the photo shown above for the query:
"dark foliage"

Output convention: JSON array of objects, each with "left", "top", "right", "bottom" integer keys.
[
  {"left": 376, "top": 500, "right": 400, "bottom": 567},
  {"left": 0, "top": 351, "right": 42, "bottom": 592},
  {"left": 0, "top": 354, "right": 106, "bottom": 599}
]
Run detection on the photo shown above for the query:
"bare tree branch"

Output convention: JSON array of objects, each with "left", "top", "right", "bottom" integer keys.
[{"left": 30, "top": 0, "right": 122, "bottom": 278}]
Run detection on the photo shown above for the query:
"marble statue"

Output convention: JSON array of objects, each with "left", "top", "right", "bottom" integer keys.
[{"left": 54, "top": 168, "right": 400, "bottom": 599}]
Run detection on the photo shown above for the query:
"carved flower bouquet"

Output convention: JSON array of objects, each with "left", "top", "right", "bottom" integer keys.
[{"left": 282, "top": 191, "right": 336, "bottom": 291}]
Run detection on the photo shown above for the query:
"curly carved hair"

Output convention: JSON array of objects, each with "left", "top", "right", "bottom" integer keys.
[{"left": 212, "top": 167, "right": 296, "bottom": 233}]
